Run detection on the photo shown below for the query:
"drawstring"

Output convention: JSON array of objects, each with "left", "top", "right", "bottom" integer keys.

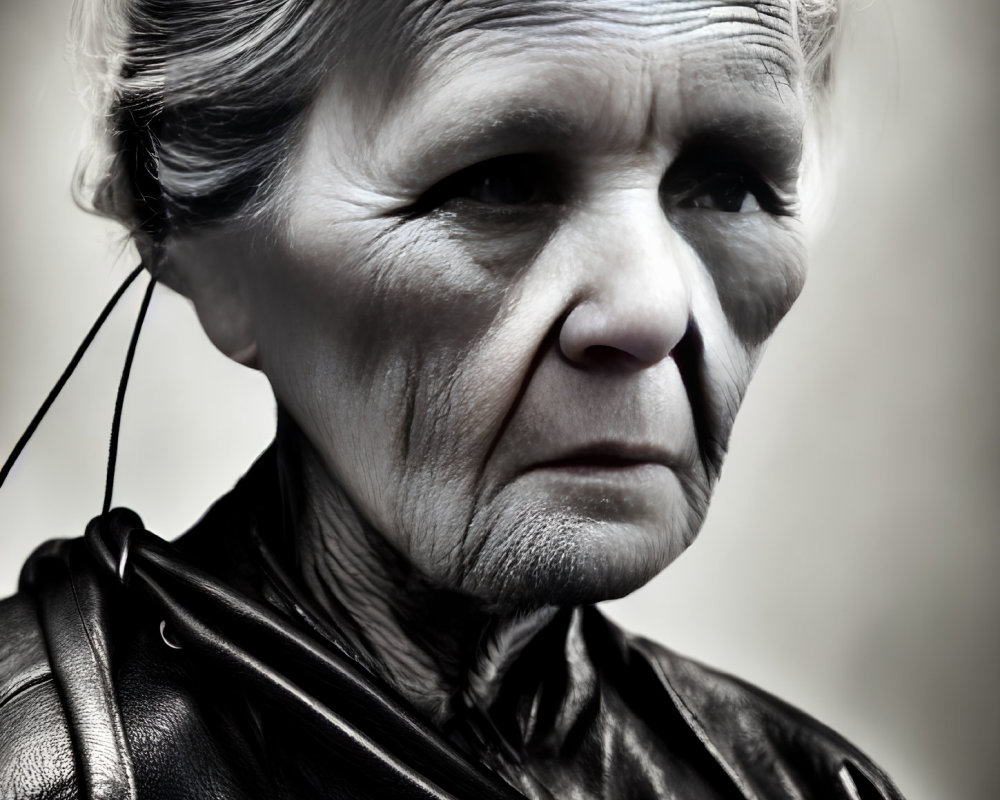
[
  {"left": 103, "top": 275, "right": 157, "bottom": 513},
  {"left": 0, "top": 264, "right": 157, "bottom": 515}
]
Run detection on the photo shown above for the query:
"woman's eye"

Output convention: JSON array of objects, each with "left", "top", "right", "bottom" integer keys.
[
  {"left": 663, "top": 159, "right": 789, "bottom": 217},
  {"left": 680, "top": 173, "right": 762, "bottom": 214},
  {"left": 458, "top": 159, "right": 544, "bottom": 206},
  {"left": 412, "top": 154, "right": 558, "bottom": 215}
]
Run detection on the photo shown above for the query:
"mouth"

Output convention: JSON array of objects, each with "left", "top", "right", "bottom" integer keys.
[{"left": 526, "top": 444, "right": 676, "bottom": 473}]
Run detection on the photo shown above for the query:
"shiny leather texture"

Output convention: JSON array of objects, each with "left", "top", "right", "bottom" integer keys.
[{"left": 0, "top": 450, "right": 905, "bottom": 799}]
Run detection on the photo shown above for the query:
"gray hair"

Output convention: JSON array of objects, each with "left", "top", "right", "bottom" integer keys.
[{"left": 72, "top": 0, "right": 842, "bottom": 250}]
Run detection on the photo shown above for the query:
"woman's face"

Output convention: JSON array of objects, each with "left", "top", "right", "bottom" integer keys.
[{"left": 202, "top": 1, "right": 807, "bottom": 608}]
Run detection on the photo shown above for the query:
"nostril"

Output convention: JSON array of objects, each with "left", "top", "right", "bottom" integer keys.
[{"left": 578, "top": 344, "right": 645, "bottom": 370}]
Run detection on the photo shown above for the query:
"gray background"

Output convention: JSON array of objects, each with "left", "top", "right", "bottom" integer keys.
[{"left": 1, "top": 2, "right": 997, "bottom": 798}]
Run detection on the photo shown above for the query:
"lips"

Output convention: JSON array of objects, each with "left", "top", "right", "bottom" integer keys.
[{"left": 526, "top": 443, "right": 678, "bottom": 473}]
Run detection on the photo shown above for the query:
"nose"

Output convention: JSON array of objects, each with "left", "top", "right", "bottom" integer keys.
[{"left": 558, "top": 194, "right": 693, "bottom": 370}]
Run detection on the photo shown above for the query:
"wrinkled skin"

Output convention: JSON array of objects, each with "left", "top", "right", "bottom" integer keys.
[{"left": 172, "top": 0, "right": 807, "bottom": 718}]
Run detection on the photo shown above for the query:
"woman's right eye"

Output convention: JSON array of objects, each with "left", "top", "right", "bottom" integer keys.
[{"left": 412, "top": 154, "right": 559, "bottom": 215}]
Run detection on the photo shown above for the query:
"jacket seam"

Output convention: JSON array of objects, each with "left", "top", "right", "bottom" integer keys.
[{"left": 0, "top": 671, "right": 55, "bottom": 712}]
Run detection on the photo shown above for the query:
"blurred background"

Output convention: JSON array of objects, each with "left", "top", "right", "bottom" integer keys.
[{"left": 1, "top": 1, "right": 996, "bottom": 798}]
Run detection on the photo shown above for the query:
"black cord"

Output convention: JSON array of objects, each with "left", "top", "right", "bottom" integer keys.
[
  {"left": 0, "top": 264, "right": 145, "bottom": 492},
  {"left": 103, "top": 276, "right": 157, "bottom": 515}
]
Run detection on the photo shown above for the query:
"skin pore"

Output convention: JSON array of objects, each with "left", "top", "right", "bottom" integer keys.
[{"left": 170, "top": 1, "right": 808, "bottom": 723}]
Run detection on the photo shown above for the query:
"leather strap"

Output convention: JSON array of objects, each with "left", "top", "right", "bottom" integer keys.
[{"left": 21, "top": 538, "right": 137, "bottom": 800}]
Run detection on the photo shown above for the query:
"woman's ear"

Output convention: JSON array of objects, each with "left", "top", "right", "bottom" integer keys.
[{"left": 159, "top": 231, "right": 260, "bottom": 369}]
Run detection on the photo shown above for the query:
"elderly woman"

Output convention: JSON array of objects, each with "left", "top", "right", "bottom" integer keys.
[{"left": 0, "top": 1, "right": 904, "bottom": 798}]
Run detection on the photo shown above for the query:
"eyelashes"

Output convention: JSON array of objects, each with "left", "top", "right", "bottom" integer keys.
[
  {"left": 401, "top": 154, "right": 562, "bottom": 220},
  {"left": 661, "top": 159, "right": 792, "bottom": 217},
  {"left": 402, "top": 150, "right": 791, "bottom": 222}
]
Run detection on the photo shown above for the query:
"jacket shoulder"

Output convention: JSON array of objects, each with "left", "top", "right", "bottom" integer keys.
[
  {"left": 627, "top": 630, "right": 906, "bottom": 800},
  {"left": 0, "top": 591, "right": 78, "bottom": 800}
]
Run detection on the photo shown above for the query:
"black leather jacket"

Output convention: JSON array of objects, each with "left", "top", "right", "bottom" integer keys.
[{"left": 0, "top": 450, "right": 904, "bottom": 799}]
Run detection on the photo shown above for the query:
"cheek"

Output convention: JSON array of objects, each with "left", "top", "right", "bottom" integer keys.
[
  {"left": 249, "top": 216, "right": 552, "bottom": 549},
  {"left": 675, "top": 214, "right": 804, "bottom": 479},
  {"left": 256, "top": 219, "right": 509, "bottom": 404},
  {"left": 672, "top": 212, "right": 806, "bottom": 346}
]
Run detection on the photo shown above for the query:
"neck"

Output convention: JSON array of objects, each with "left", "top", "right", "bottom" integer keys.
[{"left": 276, "top": 423, "right": 554, "bottom": 725}]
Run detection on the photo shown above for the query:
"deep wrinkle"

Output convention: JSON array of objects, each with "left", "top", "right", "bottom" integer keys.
[
  {"left": 459, "top": 315, "right": 568, "bottom": 586},
  {"left": 334, "top": 0, "right": 800, "bottom": 126}
]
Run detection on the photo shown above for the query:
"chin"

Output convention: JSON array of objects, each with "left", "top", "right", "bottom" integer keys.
[{"left": 460, "top": 497, "right": 703, "bottom": 611}]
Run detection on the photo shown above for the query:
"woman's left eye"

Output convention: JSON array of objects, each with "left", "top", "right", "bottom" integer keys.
[
  {"left": 663, "top": 160, "right": 789, "bottom": 217},
  {"left": 680, "top": 173, "right": 762, "bottom": 214}
]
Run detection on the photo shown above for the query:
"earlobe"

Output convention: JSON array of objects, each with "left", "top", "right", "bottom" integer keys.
[{"left": 162, "top": 232, "right": 261, "bottom": 370}]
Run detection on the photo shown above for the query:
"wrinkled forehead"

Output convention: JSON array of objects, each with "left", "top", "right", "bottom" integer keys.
[{"left": 339, "top": 0, "right": 802, "bottom": 103}]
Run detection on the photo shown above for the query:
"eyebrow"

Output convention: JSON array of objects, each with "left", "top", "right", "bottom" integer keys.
[
  {"left": 675, "top": 102, "right": 805, "bottom": 183},
  {"left": 397, "top": 107, "right": 579, "bottom": 187},
  {"left": 388, "top": 88, "right": 803, "bottom": 197}
]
